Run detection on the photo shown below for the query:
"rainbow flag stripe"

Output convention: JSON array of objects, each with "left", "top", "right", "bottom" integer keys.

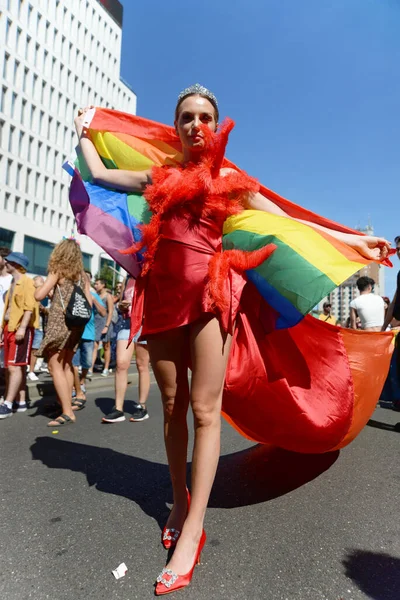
[{"left": 65, "top": 108, "right": 389, "bottom": 329}]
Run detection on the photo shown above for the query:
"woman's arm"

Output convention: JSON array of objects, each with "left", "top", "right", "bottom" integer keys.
[
  {"left": 92, "top": 294, "right": 106, "bottom": 317},
  {"left": 34, "top": 272, "right": 58, "bottom": 301},
  {"left": 105, "top": 293, "right": 114, "bottom": 327},
  {"left": 82, "top": 272, "right": 93, "bottom": 307},
  {"left": 382, "top": 292, "right": 396, "bottom": 331},
  {"left": 350, "top": 307, "right": 358, "bottom": 330},
  {"left": 75, "top": 111, "right": 152, "bottom": 193},
  {"left": 244, "top": 189, "right": 390, "bottom": 262}
]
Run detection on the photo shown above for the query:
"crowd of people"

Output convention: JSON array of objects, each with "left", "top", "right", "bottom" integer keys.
[{"left": 0, "top": 240, "right": 150, "bottom": 425}]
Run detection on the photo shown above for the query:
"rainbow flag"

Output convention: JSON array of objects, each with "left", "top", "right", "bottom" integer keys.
[{"left": 65, "top": 108, "right": 391, "bottom": 329}]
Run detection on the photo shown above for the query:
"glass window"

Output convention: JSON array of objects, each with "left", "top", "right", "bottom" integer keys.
[
  {"left": 34, "top": 43, "right": 40, "bottom": 67},
  {"left": 45, "top": 21, "right": 50, "bottom": 44},
  {"left": 28, "top": 5, "right": 34, "bottom": 29},
  {"left": 21, "top": 98, "right": 27, "bottom": 125},
  {"left": 18, "top": 131, "right": 25, "bottom": 156},
  {"left": 25, "top": 35, "right": 32, "bottom": 60},
  {"left": 82, "top": 253, "right": 92, "bottom": 271},
  {"left": 16, "top": 27, "right": 22, "bottom": 52},
  {"left": 3, "top": 54, "right": 10, "bottom": 79},
  {"left": 23, "top": 67, "right": 29, "bottom": 93},
  {"left": 13, "top": 60, "right": 20, "bottom": 86},
  {"left": 15, "top": 197, "right": 21, "bottom": 214},
  {"left": 0, "top": 227, "right": 15, "bottom": 248},
  {"left": 8, "top": 125, "right": 15, "bottom": 152},
  {"left": 11, "top": 92, "right": 17, "bottom": 118},
  {"left": 6, "top": 19, "right": 12, "bottom": 46},
  {"left": 6, "top": 159, "right": 13, "bottom": 186},
  {"left": 30, "top": 104, "right": 36, "bottom": 130},
  {"left": 28, "top": 135, "right": 34, "bottom": 161},
  {"left": 24, "top": 200, "right": 30, "bottom": 217},
  {"left": 47, "top": 116, "right": 53, "bottom": 139},
  {"left": 35, "top": 172, "right": 40, "bottom": 195},
  {"left": 36, "top": 13, "right": 42, "bottom": 36},
  {"left": 33, "top": 74, "right": 38, "bottom": 97},
  {"left": 25, "top": 168, "right": 31, "bottom": 193},
  {"left": 39, "top": 110, "right": 44, "bottom": 135},
  {"left": 16, "top": 164, "right": 23, "bottom": 189},
  {"left": 4, "top": 194, "right": 11, "bottom": 211},
  {"left": 41, "top": 80, "right": 47, "bottom": 105},
  {"left": 37, "top": 141, "right": 43, "bottom": 166},
  {"left": 0, "top": 119, "right": 5, "bottom": 147}
]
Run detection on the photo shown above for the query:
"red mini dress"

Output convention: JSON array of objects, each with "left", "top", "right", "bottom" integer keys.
[{"left": 140, "top": 211, "right": 246, "bottom": 337}]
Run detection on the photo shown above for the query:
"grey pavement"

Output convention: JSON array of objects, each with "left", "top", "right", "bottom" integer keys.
[{"left": 0, "top": 379, "right": 399, "bottom": 600}]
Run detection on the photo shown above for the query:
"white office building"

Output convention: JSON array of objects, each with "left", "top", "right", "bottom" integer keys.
[{"left": 0, "top": 0, "right": 136, "bottom": 277}]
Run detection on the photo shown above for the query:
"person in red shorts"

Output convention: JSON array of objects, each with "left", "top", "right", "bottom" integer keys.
[{"left": 0, "top": 252, "right": 38, "bottom": 418}]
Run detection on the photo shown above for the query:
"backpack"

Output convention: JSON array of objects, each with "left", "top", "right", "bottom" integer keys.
[{"left": 58, "top": 283, "right": 92, "bottom": 329}]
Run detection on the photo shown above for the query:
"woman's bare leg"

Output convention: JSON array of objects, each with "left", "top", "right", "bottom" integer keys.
[
  {"left": 147, "top": 328, "right": 190, "bottom": 533},
  {"left": 163, "top": 316, "right": 232, "bottom": 575},
  {"left": 135, "top": 342, "right": 150, "bottom": 407},
  {"left": 47, "top": 351, "right": 76, "bottom": 423},
  {"left": 103, "top": 341, "right": 111, "bottom": 371},
  {"left": 115, "top": 339, "right": 135, "bottom": 412},
  {"left": 91, "top": 341, "right": 99, "bottom": 372},
  {"left": 63, "top": 349, "right": 75, "bottom": 395}
]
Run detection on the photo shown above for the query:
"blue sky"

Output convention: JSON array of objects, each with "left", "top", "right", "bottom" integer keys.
[{"left": 120, "top": 0, "right": 399, "bottom": 296}]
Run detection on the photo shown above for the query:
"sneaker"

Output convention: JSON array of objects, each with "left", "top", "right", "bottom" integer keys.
[
  {"left": 13, "top": 403, "right": 27, "bottom": 413},
  {"left": 87, "top": 369, "right": 93, "bottom": 379},
  {"left": 130, "top": 404, "right": 149, "bottom": 422},
  {"left": 40, "top": 366, "right": 49, "bottom": 373},
  {"left": 0, "top": 404, "right": 13, "bottom": 419},
  {"left": 101, "top": 369, "right": 110, "bottom": 377},
  {"left": 102, "top": 407, "right": 126, "bottom": 423},
  {"left": 27, "top": 372, "right": 39, "bottom": 382}
]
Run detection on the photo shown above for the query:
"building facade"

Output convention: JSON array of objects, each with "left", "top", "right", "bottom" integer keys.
[{"left": 0, "top": 0, "right": 136, "bottom": 276}]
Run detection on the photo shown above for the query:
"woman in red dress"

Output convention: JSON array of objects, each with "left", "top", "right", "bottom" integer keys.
[{"left": 74, "top": 85, "right": 390, "bottom": 594}]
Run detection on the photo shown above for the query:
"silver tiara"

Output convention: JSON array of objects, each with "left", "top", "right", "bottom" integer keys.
[{"left": 177, "top": 83, "right": 218, "bottom": 106}]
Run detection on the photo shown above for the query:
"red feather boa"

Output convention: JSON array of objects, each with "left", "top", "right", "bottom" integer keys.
[{"left": 124, "top": 118, "right": 277, "bottom": 322}]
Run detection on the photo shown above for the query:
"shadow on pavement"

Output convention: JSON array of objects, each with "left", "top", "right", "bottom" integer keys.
[
  {"left": 31, "top": 436, "right": 172, "bottom": 530},
  {"left": 343, "top": 549, "right": 400, "bottom": 600},
  {"left": 211, "top": 444, "right": 339, "bottom": 508},
  {"left": 30, "top": 437, "right": 339, "bottom": 526},
  {"left": 367, "top": 419, "right": 400, "bottom": 433},
  {"left": 95, "top": 397, "right": 139, "bottom": 416}
]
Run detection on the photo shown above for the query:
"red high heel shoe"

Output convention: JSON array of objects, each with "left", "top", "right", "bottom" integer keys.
[
  {"left": 155, "top": 529, "right": 206, "bottom": 595},
  {"left": 161, "top": 488, "right": 190, "bottom": 549}
]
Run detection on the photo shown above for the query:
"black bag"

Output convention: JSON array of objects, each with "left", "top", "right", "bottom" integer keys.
[{"left": 58, "top": 283, "right": 92, "bottom": 329}]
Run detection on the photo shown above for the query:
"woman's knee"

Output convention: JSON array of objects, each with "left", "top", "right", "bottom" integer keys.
[
  {"left": 116, "top": 358, "right": 130, "bottom": 373},
  {"left": 136, "top": 359, "right": 149, "bottom": 374},
  {"left": 191, "top": 391, "right": 222, "bottom": 427},
  {"left": 161, "top": 389, "right": 188, "bottom": 421}
]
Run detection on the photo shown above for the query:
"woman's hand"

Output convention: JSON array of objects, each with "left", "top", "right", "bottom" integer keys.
[
  {"left": 348, "top": 235, "right": 391, "bottom": 261},
  {"left": 74, "top": 106, "right": 94, "bottom": 137},
  {"left": 118, "top": 300, "right": 130, "bottom": 313}
]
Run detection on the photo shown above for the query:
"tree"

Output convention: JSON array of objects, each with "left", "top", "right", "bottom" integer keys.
[{"left": 94, "top": 265, "right": 113, "bottom": 289}]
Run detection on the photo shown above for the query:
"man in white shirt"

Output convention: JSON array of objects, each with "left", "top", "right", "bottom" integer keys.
[{"left": 350, "top": 276, "right": 384, "bottom": 332}]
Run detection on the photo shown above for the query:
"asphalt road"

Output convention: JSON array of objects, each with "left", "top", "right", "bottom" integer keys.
[{"left": 0, "top": 381, "right": 399, "bottom": 600}]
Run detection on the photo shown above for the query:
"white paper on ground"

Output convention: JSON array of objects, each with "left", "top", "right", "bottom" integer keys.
[{"left": 112, "top": 563, "right": 128, "bottom": 580}]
